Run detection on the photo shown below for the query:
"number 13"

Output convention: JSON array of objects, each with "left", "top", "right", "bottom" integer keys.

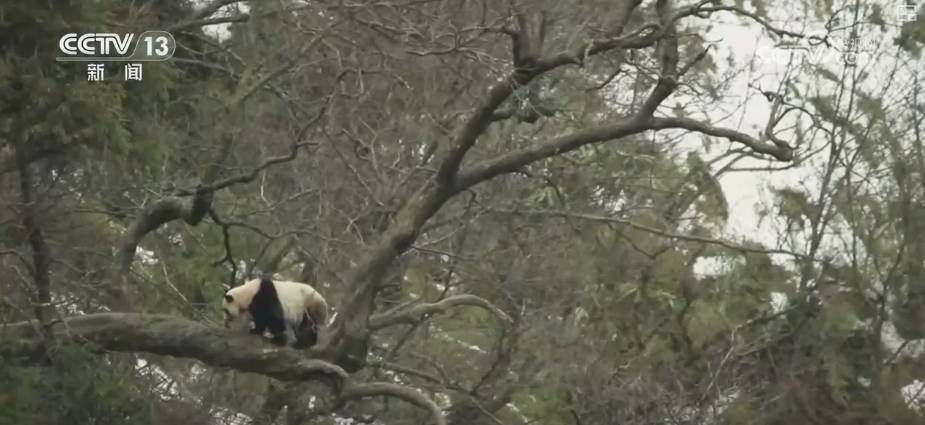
[{"left": 144, "top": 36, "right": 169, "bottom": 57}]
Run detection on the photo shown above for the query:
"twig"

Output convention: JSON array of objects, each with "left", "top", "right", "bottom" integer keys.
[
  {"left": 489, "top": 208, "right": 813, "bottom": 259},
  {"left": 369, "top": 295, "right": 513, "bottom": 330}
]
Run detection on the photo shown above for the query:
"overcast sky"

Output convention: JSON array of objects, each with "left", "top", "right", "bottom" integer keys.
[{"left": 688, "top": 2, "right": 914, "bottom": 272}]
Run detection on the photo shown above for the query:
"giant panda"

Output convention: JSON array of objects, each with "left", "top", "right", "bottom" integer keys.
[{"left": 222, "top": 277, "right": 329, "bottom": 349}]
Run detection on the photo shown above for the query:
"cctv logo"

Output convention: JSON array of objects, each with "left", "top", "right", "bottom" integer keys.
[
  {"left": 59, "top": 33, "right": 135, "bottom": 56},
  {"left": 56, "top": 31, "right": 175, "bottom": 62}
]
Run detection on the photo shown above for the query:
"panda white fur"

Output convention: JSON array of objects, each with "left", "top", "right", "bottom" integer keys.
[{"left": 222, "top": 277, "right": 329, "bottom": 349}]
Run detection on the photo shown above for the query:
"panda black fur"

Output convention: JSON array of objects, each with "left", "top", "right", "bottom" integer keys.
[{"left": 222, "top": 277, "right": 328, "bottom": 349}]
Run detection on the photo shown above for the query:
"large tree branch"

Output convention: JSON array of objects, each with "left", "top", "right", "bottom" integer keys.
[
  {"left": 534, "top": 2, "right": 658, "bottom": 70},
  {"left": 110, "top": 188, "right": 213, "bottom": 308},
  {"left": 369, "top": 294, "right": 512, "bottom": 330},
  {"left": 457, "top": 117, "right": 649, "bottom": 189},
  {"left": 639, "top": 0, "right": 680, "bottom": 116},
  {"left": 455, "top": 0, "right": 696, "bottom": 191},
  {"left": 116, "top": 188, "right": 214, "bottom": 274},
  {"left": 457, "top": 115, "right": 792, "bottom": 191},
  {"left": 695, "top": 5, "right": 808, "bottom": 39},
  {"left": 1, "top": 313, "right": 345, "bottom": 380},
  {"left": 0, "top": 313, "right": 446, "bottom": 425},
  {"left": 188, "top": 0, "right": 244, "bottom": 24},
  {"left": 435, "top": 73, "right": 526, "bottom": 189},
  {"left": 330, "top": 0, "right": 793, "bottom": 373},
  {"left": 650, "top": 116, "right": 793, "bottom": 159},
  {"left": 332, "top": 1, "right": 654, "bottom": 352},
  {"left": 114, "top": 108, "right": 324, "bottom": 302},
  {"left": 169, "top": 0, "right": 248, "bottom": 32},
  {"left": 434, "top": 1, "right": 652, "bottom": 190}
]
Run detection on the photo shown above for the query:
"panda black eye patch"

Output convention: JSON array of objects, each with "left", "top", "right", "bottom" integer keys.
[{"left": 224, "top": 294, "right": 234, "bottom": 303}]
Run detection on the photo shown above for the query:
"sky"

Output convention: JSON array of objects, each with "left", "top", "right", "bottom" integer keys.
[{"left": 687, "top": 3, "right": 912, "bottom": 270}]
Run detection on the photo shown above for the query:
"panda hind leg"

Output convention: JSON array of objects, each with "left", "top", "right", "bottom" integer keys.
[
  {"left": 292, "top": 313, "right": 318, "bottom": 349},
  {"left": 267, "top": 324, "right": 299, "bottom": 347},
  {"left": 269, "top": 332, "right": 288, "bottom": 346},
  {"left": 256, "top": 314, "right": 287, "bottom": 346},
  {"left": 250, "top": 315, "right": 268, "bottom": 335}
]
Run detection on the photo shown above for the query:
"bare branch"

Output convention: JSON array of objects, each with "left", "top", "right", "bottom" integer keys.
[
  {"left": 189, "top": 0, "right": 244, "bottom": 23},
  {"left": 508, "top": 11, "right": 546, "bottom": 71},
  {"left": 115, "top": 105, "right": 326, "bottom": 285},
  {"left": 434, "top": 1, "right": 651, "bottom": 191},
  {"left": 15, "top": 148, "right": 54, "bottom": 339},
  {"left": 650, "top": 116, "right": 793, "bottom": 159},
  {"left": 169, "top": 0, "right": 250, "bottom": 32},
  {"left": 457, "top": 114, "right": 791, "bottom": 191},
  {"left": 208, "top": 207, "right": 238, "bottom": 287},
  {"left": 117, "top": 188, "right": 214, "bottom": 274},
  {"left": 639, "top": 0, "right": 680, "bottom": 116},
  {"left": 368, "top": 360, "right": 451, "bottom": 388},
  {"left": 177, "top": 140, "right": 320, "bottom": 196},
  {"left": 226, "top": 23, "right": 336, "bottom": 107},
  {"left": 174, "top": 100, "right": 327, "bottom": 196},
  {"left": 534, "top": 0, "right": 725, "bottom": 71},
  {"left": 109, "top": 188, "right": 213, "bottom": 308},
  {"left": 695, "top": 5, "right": 807, "bottom": 39},
  {"left": 341, "top": 382, "right": 447, "bottom": 425},
  {"left": 487, "top": 208, "right": 813, "bottom": 259},
  {"left": 537, "top": 9, "right": 658, "bottom": 69},
  {"left": 369, "top": 294, "right": 512, "bottom": 330},
  {"left": 457, "top": 116, "right": 649, "bottom": 190}
]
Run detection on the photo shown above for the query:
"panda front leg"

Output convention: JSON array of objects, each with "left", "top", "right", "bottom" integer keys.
[
  {"left": 250, "top": 316, "right": 267, "bottom": 335},
  {"left": 268, "top": 328, "right": 298, "bottom": 346},
  {"left": 292, "top": 314, "right": 317, "bottom": 349},
  {"left": 265, "top": 320, "right": 293, "bottom": 346},
  {"left": 271, "top": 324, "right": 299, "bottom": 347},
  {"left": 269, "top": 332, "right": 287, "bottom": 346}
]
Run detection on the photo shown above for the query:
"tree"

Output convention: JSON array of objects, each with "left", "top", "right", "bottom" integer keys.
[{"left": 3, "top": 0, "right": 923, "bottom": 424}]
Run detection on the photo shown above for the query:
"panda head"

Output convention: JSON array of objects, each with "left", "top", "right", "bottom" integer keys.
[{"left": 221, "top": 280, "right": 258, "bottom": 327}]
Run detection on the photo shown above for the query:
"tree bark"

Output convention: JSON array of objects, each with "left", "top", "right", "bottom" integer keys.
[{"left": 15, "top": 146, "right": 55, "bottom": 344}]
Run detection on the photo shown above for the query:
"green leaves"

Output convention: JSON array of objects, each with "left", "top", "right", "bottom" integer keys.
[
  {"left": 896, "top": 15, "right": 925, "bottom": 55},
  {"left": 686, "top": 301, "right": 729, "bottom": 348},
  {"left": 773, "top": 187, "right": 814, "bottom": 229},
  {"left": 686, "top": 152, "right": 729, "bottom": 224},
  {"left": 0, "top": 346, "right": 154, "bottom": 425}
]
